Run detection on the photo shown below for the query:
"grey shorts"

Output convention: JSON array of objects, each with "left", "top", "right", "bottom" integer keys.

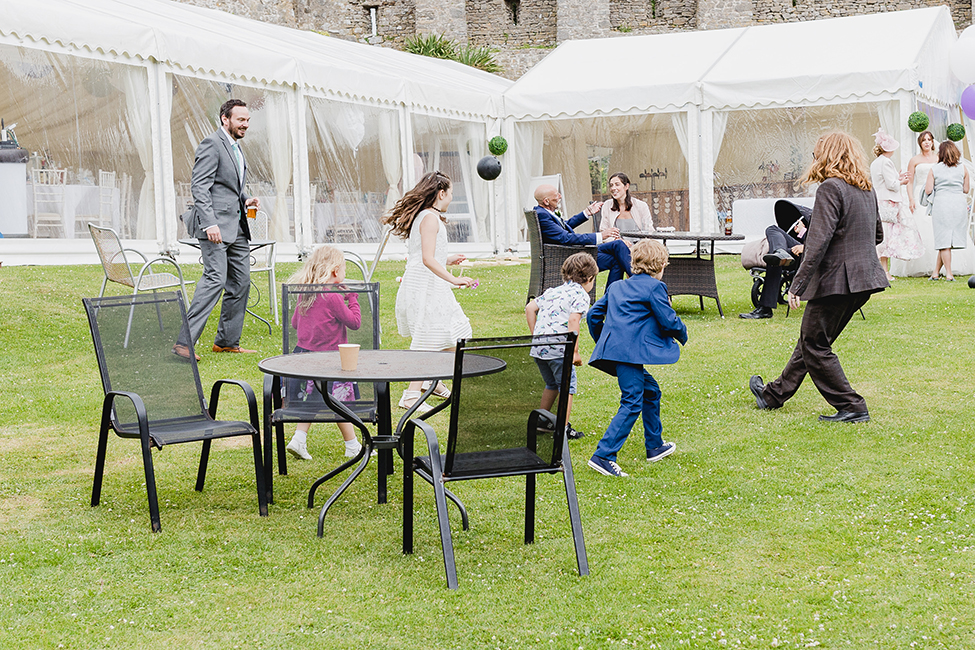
[{"left": 534, "top": 357, "right": 577, "bottom": 394}]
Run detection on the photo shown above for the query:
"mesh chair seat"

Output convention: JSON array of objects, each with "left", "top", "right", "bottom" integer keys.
[
  {"left": 130, "top": 271, "right": 183, "bottom": 291},
  {"left": 416, "top": 447, "right": 551, "bottom": 480},
  {"left": 403, "top": 334, "right": 588, "bottom": 589},
  {"left": 83, "top": 291, "right": 267, "bottom": 532},
  {"left": 269, "top": 401, "right": 377, "bottom": 424},
  {"left": 114, "top": 415, "right": 257, "bottom": 447}
]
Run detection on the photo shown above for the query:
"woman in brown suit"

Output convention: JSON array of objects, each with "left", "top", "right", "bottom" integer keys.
[{"left": 750, "top": 131, "right": 889, "bottom": 423}]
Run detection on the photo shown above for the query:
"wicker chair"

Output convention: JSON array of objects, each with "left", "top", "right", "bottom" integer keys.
[{"left": 524, "top": 209, "right": 598, "bottom": 304}]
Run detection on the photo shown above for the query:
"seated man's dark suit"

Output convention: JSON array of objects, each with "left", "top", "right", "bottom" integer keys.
[
  {"left": 757, "top": 224, "right": 805, "bottom": 310},
  {"left": 534, "top": 205, "right": 631, "bottom": 290}
]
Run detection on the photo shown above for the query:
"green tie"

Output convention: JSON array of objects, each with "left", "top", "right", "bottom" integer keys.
[{"left": 231, "top": 141, "right": 244, "bottom": 183}]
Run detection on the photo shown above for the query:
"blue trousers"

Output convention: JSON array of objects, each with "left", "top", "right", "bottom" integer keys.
[
  {"left": 594, "top": 362, "right": 663, "bottom": 462},
  {"left": 597, "top": 239, "right": 632, "bottom": 290}
]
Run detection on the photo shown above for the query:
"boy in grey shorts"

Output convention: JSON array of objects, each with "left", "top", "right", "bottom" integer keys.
[{"left": 525, "top": 252, "right": 599, "bottom": 439}]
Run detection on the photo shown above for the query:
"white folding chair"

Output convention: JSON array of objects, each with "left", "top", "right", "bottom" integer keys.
[
  {"left": 31, "top": 168, "right": 66, "bottom": 238},
  {"left": 249, "top": 210, "right": 278, "bottom": 325}
]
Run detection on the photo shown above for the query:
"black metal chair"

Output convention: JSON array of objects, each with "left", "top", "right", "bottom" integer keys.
[
  {"left": 402, "top": 333, "right": 589, "bottom": 589},
  {"left": 524, "top": 209, "right": 598, "bottom": 304},
  {"left": 262, "top": 282, "right": 381, "bottom": 504},
  {"left": 82, "top": 291, "right": 267, "bottom": 533}
]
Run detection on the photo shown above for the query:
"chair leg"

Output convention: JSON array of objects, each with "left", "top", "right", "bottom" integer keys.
[
  {"left": 525, "top": 474, "right": 537, "bottom": 545},
  {"left": 140, "top": 435, "right": 162, "bottom": 533},
  {"left": 91, "top": 410, "right": 113, "bottom": 508},
  {"left": 276, "top": 422, "right": 288, "bottom": 476},
  {"left": 432, "top": 475, "right": 459, "bottom": 590},
  {"left": 444, "top": 487, "right": 470, "bottom": 531},
  {"left": 561, "top": 436, "right": 589, "bottom": 577},
  {"left": 251, "top": 433, "right": 269, "bottom": 517},
  {"left": 195, "top": 439, "right": 211, "bottom": 492}
]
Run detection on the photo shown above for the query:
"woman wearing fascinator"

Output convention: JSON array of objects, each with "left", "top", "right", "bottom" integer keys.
[{"left": 869, "top": 129, "right": 923, "bottom": 281}]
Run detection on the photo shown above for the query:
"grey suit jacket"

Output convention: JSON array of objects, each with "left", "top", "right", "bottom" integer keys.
[
  {"left": 186, "top": 128, "right": 251, "bottom": 243},
  {"left": 790, "top": 177, "right": 889, "bottom": 300}
]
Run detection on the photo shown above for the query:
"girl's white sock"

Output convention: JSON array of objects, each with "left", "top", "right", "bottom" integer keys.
[{"left": 291, "top": 429, "right": 308, "bottom": 445}]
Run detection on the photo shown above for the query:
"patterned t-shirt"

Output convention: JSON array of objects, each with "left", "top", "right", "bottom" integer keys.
[{"left": 530, "top": 281, "right": 590, "bottom": 359}]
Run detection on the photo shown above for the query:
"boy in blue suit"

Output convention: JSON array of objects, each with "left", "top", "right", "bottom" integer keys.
[{"left": 587, "top": 239, "right": 688, "bottom": 477}]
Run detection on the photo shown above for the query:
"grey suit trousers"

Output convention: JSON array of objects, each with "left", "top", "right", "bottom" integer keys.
[{"left": 180, "top": 223, "right": 251, "bottom": 348}]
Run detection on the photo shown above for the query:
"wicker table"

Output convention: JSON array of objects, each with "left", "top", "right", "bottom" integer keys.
[{"left": 628, "top": 231, "right": 744, "bottom": 317}]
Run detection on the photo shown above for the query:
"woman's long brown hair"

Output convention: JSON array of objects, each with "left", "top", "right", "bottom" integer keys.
[
  {"left": 382, "top": 171, "right": 451, "bottom": 239},
  {"left": 802, "top": 131, "right": 872, "bottom": 191}
]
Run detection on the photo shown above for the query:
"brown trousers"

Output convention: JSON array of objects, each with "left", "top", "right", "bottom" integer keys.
[{"left": 762, "top": 291, "right": 873, "bottom": 412}]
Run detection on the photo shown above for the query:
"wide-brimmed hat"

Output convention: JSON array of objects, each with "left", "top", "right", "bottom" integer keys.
[
  {"left": 774, "top": 200, "right": 812, "bottom": 232},
  {"left": 873, "top": 128, "right": 899, "bottom": 152}
]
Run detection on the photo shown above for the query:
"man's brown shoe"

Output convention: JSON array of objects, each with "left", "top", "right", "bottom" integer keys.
[
  {"left": 212, "top": 344, "right": 258, "bottom": 354},
  {"left": 172, "top": 344, "right": 200, "bottom": 361}
]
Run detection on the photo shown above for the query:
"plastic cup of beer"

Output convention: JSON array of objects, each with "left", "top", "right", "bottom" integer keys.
[
  {"left": 246, "top": 205, "right": 257, "bottom": 219},
  {"left": 338, "top": 343, "right": 360, "bottom": 371}
]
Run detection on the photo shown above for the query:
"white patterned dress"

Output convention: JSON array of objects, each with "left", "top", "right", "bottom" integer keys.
[{"left": 395, "top": 209, "right": 472, "bottom": 350}]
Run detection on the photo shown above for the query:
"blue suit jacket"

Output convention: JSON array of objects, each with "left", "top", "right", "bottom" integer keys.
[
  {"left": 535, "top": 205, "right": 597, "bottom": 246},
  {"left": 587, "top": 273, "right": 688, "bottom": 376}
]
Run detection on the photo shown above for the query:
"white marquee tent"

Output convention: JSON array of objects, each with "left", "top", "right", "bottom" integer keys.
[
  {"left": 0, "top": 0, "right": 511, "bottom": 263},
  {"left": 502, "top": 6, "right": 963, "bottom": 239}
]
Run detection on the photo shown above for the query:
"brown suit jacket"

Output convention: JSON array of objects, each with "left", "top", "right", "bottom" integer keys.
[{"left": 790, "top": 177, "right": 889, "bottom": 300}]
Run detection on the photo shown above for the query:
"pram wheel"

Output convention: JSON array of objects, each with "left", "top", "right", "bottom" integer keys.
[{"left": 750, "top": 276, "right": 763, "bottom": 308}]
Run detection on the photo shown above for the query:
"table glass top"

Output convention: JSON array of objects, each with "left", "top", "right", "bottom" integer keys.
[{"left": 258, "top": 349, "right": 505, "bottom": 382}]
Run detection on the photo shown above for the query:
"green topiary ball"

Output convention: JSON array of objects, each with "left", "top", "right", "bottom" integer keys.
[
  {"left": 947, "top": 123, "right": 966, "bottom": 142},
  {"left": 488, "top": 136, "right": 508, "bottom": 156},
  {"left": 908, "top": 111, "right": 930, "bottom": 132}
]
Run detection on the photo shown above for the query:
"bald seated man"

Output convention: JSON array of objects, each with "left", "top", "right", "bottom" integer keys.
[{"left": 533, "top": 184, "right": 632, "bottom": 291}]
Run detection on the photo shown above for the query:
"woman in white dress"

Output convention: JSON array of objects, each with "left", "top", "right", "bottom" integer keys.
[
  {"left": 892, "top": 130, "right": 937, "bottom": 277},
  {"left": 924, "top": 141, "right": 971, "bottom": 281},
  {"left": 384, "top": 171, "right": 476, "bottom": 411},
  {"left": 599, "top": 172, "right": 654, "bottom": 234},
  {"left": 869, "top": 129, "right": 923, "bottom": 281}
]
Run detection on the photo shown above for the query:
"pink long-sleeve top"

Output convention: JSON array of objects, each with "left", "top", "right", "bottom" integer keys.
[{"left": 291, "top": 292, "right": 361, "bottom": 351}]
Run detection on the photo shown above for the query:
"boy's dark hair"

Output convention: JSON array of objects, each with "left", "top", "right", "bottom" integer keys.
[{"left": 561, "top": 252, "right": 598, "bottom": 285}]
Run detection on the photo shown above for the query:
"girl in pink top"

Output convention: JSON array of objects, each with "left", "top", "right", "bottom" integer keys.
[{"left": 285, "top": 246, "right": 363, "bottom": 461}]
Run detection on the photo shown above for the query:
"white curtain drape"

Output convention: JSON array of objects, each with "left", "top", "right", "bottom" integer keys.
[
  {"left": 876, "top": 101, "right": 900, "bottom": 168},
  {"left": 672, "top": 112, "right": 689, "bottom": 163},
  {"left": 712, "top": 110, "right": 729, "bottom": 165},
  {"left": 379, "top": 111, "right": 402, "bottom": 213},
  {"left": 122, "top": 65, "right": 153, "bottom": 239},
  {"left": 262, "top": 91, "right": 292, "bottom": 241},
  {"left": 463, "top": 122, "right": 489, "bottom": 241}
]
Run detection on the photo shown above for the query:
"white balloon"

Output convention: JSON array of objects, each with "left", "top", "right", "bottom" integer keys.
[
  {"left": 960, "top": 25, "right": 975, "bottom": 41},
  {"left": 950, "top": 38, "right": 975, "bottom": 84}
]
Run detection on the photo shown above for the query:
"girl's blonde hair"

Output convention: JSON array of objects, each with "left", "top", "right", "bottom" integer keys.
[
  {"left": 802, "top": 131, "right": 872, "bottom": 191},
  {"left": 287, "top": 245, "right": 346, "bottom": 314},
  {"left": 382, "top": 171, "right": 451, "bottom": 239},
  {"left": 630, "top": 239, "right": 669, "bottom": 275}
]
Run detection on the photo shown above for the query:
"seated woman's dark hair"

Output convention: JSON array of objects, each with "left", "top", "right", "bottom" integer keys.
[{"left": 609, "top": 172, "right": 633, "bottom": 213}]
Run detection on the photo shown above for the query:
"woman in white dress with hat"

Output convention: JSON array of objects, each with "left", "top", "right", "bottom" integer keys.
[{"left": 869, "top": 129, "right": 922, "bottom": 281}]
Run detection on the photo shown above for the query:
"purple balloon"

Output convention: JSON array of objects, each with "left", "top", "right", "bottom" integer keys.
[{"left": 962, "top": 85, "right": 975, "bottom": 120}]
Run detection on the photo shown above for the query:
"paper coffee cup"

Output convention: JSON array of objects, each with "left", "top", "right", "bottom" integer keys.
[{"left": 338, "top": 343, "right": 360, "bottom": 371}]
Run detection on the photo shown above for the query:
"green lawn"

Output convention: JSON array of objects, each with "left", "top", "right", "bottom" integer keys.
[{"left": 2, "top": 256, "right": 974, "bottom": 648}]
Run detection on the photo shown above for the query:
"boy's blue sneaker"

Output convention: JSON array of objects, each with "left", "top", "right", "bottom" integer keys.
[
  {"left": 587, "top": 455, "right": 628, "bottom": 477},
  {"left": 646, "top": 441, "right": 676, "bottom": 462}
]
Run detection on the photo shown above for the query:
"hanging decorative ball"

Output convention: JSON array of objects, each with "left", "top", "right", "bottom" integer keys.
[
  {"left": 908, "top": 111, "right": 930, "bottom": 133},
  {"left": 476, "top": 156, "right": 502, "bottom": 181},
  {"left": 968, "top": 275, "right": 975, "bottom": 289},
  {"left": 488, "top": 136, "right": 508, "bottom": 156},
  {"left": 947, "top": 123, "right": 966, "bottom": 142}
]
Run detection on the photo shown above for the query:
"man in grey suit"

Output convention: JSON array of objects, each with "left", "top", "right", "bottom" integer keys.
[
  {"left": 174, "top": 99, "right": 260, "bottom": 360},
  {"left": 750, "top": 131, "right": 889, "bottom": 423}
]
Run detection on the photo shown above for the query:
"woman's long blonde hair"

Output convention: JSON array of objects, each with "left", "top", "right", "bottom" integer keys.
[
  {"left": 287, "top": 245, "right": 345, "bottom": 314},
  {"left": 802, "top": 131, "right": 872, "bottom": 191},
  {"left": 382, "top": 171, "right": 451, "bottom": 239}
]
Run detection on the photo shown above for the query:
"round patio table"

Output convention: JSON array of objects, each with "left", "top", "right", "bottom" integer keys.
[{"left": 258, "top": 349, "right": 506, "bottom": 536}]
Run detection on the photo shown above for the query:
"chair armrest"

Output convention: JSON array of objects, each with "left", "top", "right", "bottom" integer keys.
[
  {"left": 343, "top": 251, "right": 368, "bottom": 281},
  {"left": 101, "top": 390, "right": 150, "bottom": 444},
  {"left": 527, "top": 408, "right": 556, "bottom": 452},
  {"left": 402, "top": 418, "right": 442, "bottom": 464},
  {"left": 208, "top": 379, "right": 260, "bottom": 431},
  {"left": 135, "top": 256, "right": 188, "bottom": 285}
]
